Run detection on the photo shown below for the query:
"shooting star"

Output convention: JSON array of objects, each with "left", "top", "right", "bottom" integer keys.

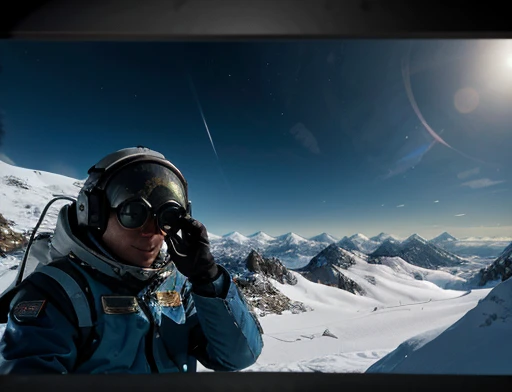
[
  {"left": 187, "top": 73, "right": 219, "bottom": 160},
  {"left": 187, "top": 73, "right": 233, "bottom": 194}
]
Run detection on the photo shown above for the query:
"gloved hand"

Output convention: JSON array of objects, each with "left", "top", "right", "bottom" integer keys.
[{"left": 165, "top": 216, "right": 219, "bottom": 285}]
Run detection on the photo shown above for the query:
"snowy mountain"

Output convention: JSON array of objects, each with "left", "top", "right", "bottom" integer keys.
[
  {"left": 298, "top": 242, "right": 468, "bottom": 295},
  {"left": 368, "top": 235, "right": 465, "bottom": 270},
  {"left": 368, "top": 239, "right": 403, "bottom": 261},
  {"left": 400, "top": 237, "right": 465, "bottom": 269},
  {"left": 247, "top": 231, "right": 276, "bottom": 243},
  {"left": 309, "top": 233, "right": 339, "bottom": 244},
  {"left": 336, "top": 236, "right": 360, "bottom": 252},
  {"left": 262, "top": 233, "right": 328, "bottom": 268},
  {"left": 222, "top": 231, "right": 250, "bottom": 244},
  {"left": 369, "top": 232, "right": 397, "bottom": 243},
  {"left": 403, "top": 233, "right": 428, "bottom": 245},
  {"left": 429, "top": 231, "right": 457, "bottom": 245},
  {"left": 298, "top": 243, "right": 357, "bottom": 271},
  {"left": 295, "top": 244, "right": 365, "bottom": 295},
  {"left": 366, "top": 270, "right": 512, "bottom": 374},
  {"left": 348, "top": 233, "right": 380, "bottom": 253}
]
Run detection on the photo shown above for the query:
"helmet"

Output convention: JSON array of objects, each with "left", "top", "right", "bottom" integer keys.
[{"left": 76, "top": 146, "right": 190, "bottom": 235}]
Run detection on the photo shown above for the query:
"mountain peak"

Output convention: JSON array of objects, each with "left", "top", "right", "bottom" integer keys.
[
  {"left": 247, "top": 231, "right": 275, "bottom": 241},
  {"left": 370, "top": 232, "right": 394, "bottom": 242},
  {"left": 431, "top": 232, "right": 458, "bottom": 242},
  {"left": 337, "top": 236, "right": 360, "bottom": 252},
  {"left": 301, "top": 243, "right": 356, "bottom": 271},
  {"left": 404, "top": 233, "right": 428, "bottom": 244},
  {"left": 222, "top": 231, "right": 249, "bottom": 243},
  {"left": 349, "top": 233, "right": 370, "bottom": 241},
  {"left": 309, "top": 232, "right": 338, "bottom": 243},
  {"left": 369, "top": 239, "right": 402, "bottom": 258},
  {"left": 277, "top": 232, "right": 309, "bottom": 243}
]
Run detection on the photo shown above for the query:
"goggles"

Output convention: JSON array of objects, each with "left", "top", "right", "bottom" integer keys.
[{"left": 114, "top": 197, "right": 185, "bottom": 233}]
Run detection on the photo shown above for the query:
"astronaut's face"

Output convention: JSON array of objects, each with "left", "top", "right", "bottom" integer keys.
[{"left": 102, "top": 211, "right": 165, "bottom": 268}]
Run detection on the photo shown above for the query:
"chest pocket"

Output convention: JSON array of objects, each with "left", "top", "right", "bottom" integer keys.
[{"left": 151, "top": 275, "right": 194, "bottom": 370}]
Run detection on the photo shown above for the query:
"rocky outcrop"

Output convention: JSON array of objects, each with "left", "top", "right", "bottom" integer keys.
[
  {"left": 231, "top": 250, "right": 309, "bottom": 317},
  {"left": 3, "top": 175, "right": 30, "bottom": 190},
  {"left": 234, "top": 273, "right": 310, "bottom": 316},
  {"left": 477, "top": 243, "right": 512, "bottom": 286},
  {"left": 0, "top": 213, "right": 27, "bottom": 256},
  {"left": 245, "top": 249, "right": 297, "bottom": 285}
]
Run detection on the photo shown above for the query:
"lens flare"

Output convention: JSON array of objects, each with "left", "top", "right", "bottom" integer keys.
[{"left": 454, "top": 87, "right": 480, "bottom": 114}]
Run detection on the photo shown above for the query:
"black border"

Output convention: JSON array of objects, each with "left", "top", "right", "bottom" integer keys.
[
  {"left": 1, "top": 0, "right": 512, "bottom": 391},
  {"left": 2, "top": 0, "right": 512, "bottom": 39},
  {"left": 0, "top": 372, "right": 512, "bottom": 391}
]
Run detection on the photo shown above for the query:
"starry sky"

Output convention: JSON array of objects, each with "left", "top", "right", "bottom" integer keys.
[{"left": 0, "top": 39, "right": 510, "bottom": 239}]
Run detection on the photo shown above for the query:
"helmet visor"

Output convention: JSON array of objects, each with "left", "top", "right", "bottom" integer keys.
[{"left": 105, "top": 162, "right": 187, "bottom": 211}]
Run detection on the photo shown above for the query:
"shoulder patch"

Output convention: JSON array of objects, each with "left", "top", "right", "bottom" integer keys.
[{"left": 12, "top": 300, "right": 47, "bottom": 322}]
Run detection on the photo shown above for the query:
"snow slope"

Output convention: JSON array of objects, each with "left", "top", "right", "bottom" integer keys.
[
  {"left": 196, "top": 250, "right": 488, "bottom": 372},
  {"left": 366, "top": 275, "right": 512, "bottom": 374},
  {"left": 222, "top": 273, "right": 488, "bottom": 372},
  {"left": 0, "top": 160, "right": 82, "bottom": 233}
]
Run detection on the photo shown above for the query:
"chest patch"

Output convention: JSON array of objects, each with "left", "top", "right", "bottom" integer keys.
[
  {"left": 156, "top": 291, "right": 182, "bottom": 307},
  {"left": 101, "top": 296, "right": 140, "bottom": 314},
  {"left": 12, "top": 300, "right": 46, "bottom": 322}
]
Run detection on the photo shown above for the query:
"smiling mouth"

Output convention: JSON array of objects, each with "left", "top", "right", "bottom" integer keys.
[{"left": 133, "top": 246, "right": 156, "bottom": 253}]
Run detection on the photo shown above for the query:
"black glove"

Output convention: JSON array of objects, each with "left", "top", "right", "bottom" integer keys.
[{"left": 165, "top": 216, "right": 219, "bottom": 285}]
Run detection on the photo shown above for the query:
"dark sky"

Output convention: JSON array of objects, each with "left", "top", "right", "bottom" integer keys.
[{"left": 0, "top": 39, "right": 510, "bottom": 239}]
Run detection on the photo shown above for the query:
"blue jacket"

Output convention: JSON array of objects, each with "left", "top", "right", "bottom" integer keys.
[{"left": 0, "top": 205, "right": 263, "bottom": 374}]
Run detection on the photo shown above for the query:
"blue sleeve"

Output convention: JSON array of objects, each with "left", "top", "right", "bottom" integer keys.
[
  {"left": 0, "top": 283, "right": 79, "bottom": 374},
  {"left": 186, "top": 266, "right": 264, "bottom": 371}
]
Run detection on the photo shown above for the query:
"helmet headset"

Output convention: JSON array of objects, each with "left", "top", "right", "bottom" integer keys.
[{"left": 76, "top": 146, "right": 191, "bottom": 236}]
